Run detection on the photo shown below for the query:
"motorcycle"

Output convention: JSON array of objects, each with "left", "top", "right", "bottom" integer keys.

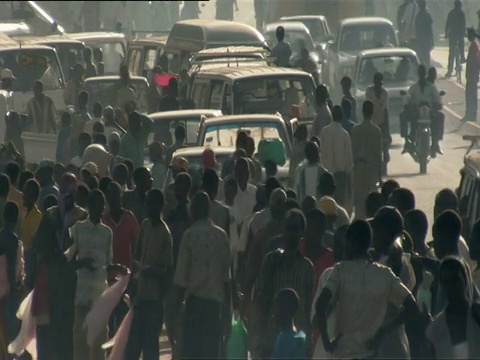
[{"left": 400, "top": 90, "right": 446, "bottom": 174}]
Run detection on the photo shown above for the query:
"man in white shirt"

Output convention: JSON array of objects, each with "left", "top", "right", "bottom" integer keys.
[
  {"left": 294, "top": 141, "right": 327, "bottom": 201},
  {"left": 365, "top": 72, "right": 390, "bottom": 175},
  {"left": 270, "top": 26, "right": 292, "bottom": 67},
  {"left": 320, "top": 106, "right": 353, "bottom": 208}
]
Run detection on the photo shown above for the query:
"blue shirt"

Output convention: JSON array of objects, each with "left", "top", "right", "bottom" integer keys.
[{"left": 272, "top": 329, "right": 306, "bottom": 359}]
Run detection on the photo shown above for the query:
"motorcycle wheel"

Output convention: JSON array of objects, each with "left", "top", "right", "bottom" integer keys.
[{"left": 417, "top": 128, "right": 430, "bottom": 174}]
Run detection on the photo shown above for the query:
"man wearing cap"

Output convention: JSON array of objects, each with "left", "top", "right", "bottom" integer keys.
[
  {"left": 464, "top": 27, "right": 480, "bottom": 121},
  {"left": 26, "top": 80, "right": 57, "bottom": 134},
  {"left": 0, "top": 68, "right": 15, "bottom": 93},
  {"left": 33, "top": 173, "right": 88, "bottom": 360},
  {"left": 119, "top": 112, "right": 154, "bottom": 169},
  {"left": 82, "top": 144, "right": 112, "bottom": 178},
  {"left": 166, "top": 157, "right": 189, "bottom": 188}
]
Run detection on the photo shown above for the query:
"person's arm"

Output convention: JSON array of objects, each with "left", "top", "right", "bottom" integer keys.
[
  {"left": 139, "top": 114, "right": 154, "bottom": 139},
  {"left": 49, "top": 98, "right": 57, "bottom": 135},
  {"left": 445, "top": 12, "right": 450, "bottom": 38},
  {"left": 316, "top": 287, "right": 340, "bottom": 353},
  {"left": 172, "top": 230, "right": 190, "bottom": 322},
  {"left": 64, "top": 224, "right": 78, "bottom": 262}
]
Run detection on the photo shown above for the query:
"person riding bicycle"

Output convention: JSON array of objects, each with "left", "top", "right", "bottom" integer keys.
[
  {"left": 400, "top": 64, "right": 443, "bottom": 157},
  {"left": 445, "top": 0, "right": 467, "bottom": 78}
]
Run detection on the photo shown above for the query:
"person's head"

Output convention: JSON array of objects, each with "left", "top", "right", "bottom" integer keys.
[
  {"left": 77, "top": 132, "right": 92, "bottom": 156},
  {"left": 345, "top": 220, "right": 372, "bottom": 259},
  {"left": 317, "top": 171, "right": 335, "bottom": 197},
  {"left": 332, "top": 105, "right": 343, "bottom": 123},
  {"left": 236, "top": 131, "right": 250, "bottom": 151},
  {"left": 373, "top": 72, "right": 383, "bottom": 87},
  {"left": 93, "top": 47, "right": 103, "bottom": 62},
  {"left": 85, "top": 174, "right": 99, "bottom": 190},
  {"left": 35, "top": 163, "right": 54, "bottom": 187},
  {"left": 418, "top": 0, "right": 427, "bottom": 10},
  {"left": 404, "top": 209, "right": 429, "bottom": 255},
  {"left": 168, "top": 77, "right": 179, "bottom": 97},
  {"left": 191, "top": 191, "right": 210, "bottom": 222},
  {"left": 0, "top": 68, "right": 15, "bottom": 89},
  {"left": 301, "top": 195, "right": 316, "bottom": 213},
  {"left": 108, "top": 132, "right": 121, "bottom": 156},
  {"left": 5, "top": 161, "right": 20, "bottom": 187},
  {"left": 78, "top": 90, "right": 89, "bottom": 109},
  {"left": 417, "top": 64, "right": 427, "bottom": 80},
  {"left": 32, "top": 80, "right": 43, "bottom": 98},
  {"left": 276, "top": 26, "right": 285, "bottom": 41},
  {"left": 340, "top": 76, "right": 352, "bottom": 94},
  {"left": 253, "top": 185, "right": 266, "bottom": 212},
  {"left": 315, "top": 84, "right": 329, "bottom": 106},
  {"left": 201, "top": 148, "right": 216, "bottom": 169},
  {"left": 469, "top": 220, "right": 480, "bottom": 262},
  {"left": 133, "top": 167, "right": 152, "bottom": 194},
  {"left": 23, "top": 178, "right": 40, "bottom": 209},
  {"left": 439, "top": 256, "right": 472, "bottom": 304},
  {"left": 273, "top": 288, "right": 300, "bottom": 327},
  {"left": 105, "top": 181, "right": 122, "bottom": 211},
  {"left": 427, "top": 67, "right": 437, "bottom": 83},
  {"left": 88, "top": 189, "right": 105, "bottom": 223},
  {"left": 434, "top": 188, "right": 459, "bottom": 219},
  {"left": 454, "top": 0, "right": 462, "bottom": 9},
  {"left": 148, "top": 141, "right": 163, "bottom": 165},
  {"left": 59, "top": 172, "right": 78, "bottom": 212},
  {"left": 0, "top": 174, "right": 9, "bottom": 198},
  {"left": 61, "top": 111, "right": 72, "bottom": 128},
  {"left": 83, "top": 47, "right": 93, "bottom": 64},
  {"left": 305, "top": 208, "right": 326, "bottom": 243},
  {"left": 18, "top": 170, "right": 33, "bottom": 192},
  {"left": 284, "top": 209, "right": 306, "bottom": 250},
  {"left": 98, "top": 176, "right": 112, "bottom": 196},
  {"left": 341, "top": 99, "right": 352, "bottom": 118},
  {"left": 93, "top": 133, "right": 107, "bottom": 147},
  {"left": 174, "top": 172, "right": 192, "bottom": 202},
  {"left": 234, "top": 157, "right": 250, "bottom": 186},
  {"left": 265, "top": 177, "right": 282, "bottom": 202},
  {"left": 73, "top": 63, "right": 85, "bottom": 80},
  {"left": 103, "top": 106, "right": 114, "bottom": 125},
  {"left": 202, "top": 168, "right": 220, "bottom": 200},
  {"left": 3, "top": 201, "right": 18, "bottom": 228},
  {"left": 362, "top": 100, "right": 374, "bottom": 120},
  {"left": 246, "top": 136, "right": 255, "bottom": 158},
  {"left": 128, "top": 111, "right": 142, "bottom": 136},
  {"left": 264, "top": 160, "right": 278, "bottom": 178},
  {"left": 304, "top": 141, "right": 320, "bottom": 164},
  {"left": 112, "top": 163, "right": 128, "bottom": 186},
  {"left": 467, "top": 27, "right": 476, "bottom": 42},
  {"left": 388, "top": 187, "right": 415, "bottom": 216},
  {"left": 269, "top": 188, "right": 287, "bottom": 219},
  {"left": 381, "top": 179, "right": 400, "bottom": 204},
  {"left": 92, "top": 102, "right": 103, "bottom": 118},
  {"left": 294, "top": 124, "right": 308, "bottom": 143},
  {"left": 433, "top": 210, "right": 462, "bottom": 259},
  {"left": 224, "top": 177, "right": 238, "bottom": 205},
  {"left": 43, "top": 194, "right": 57, "bottom": 210},
  {"left": 169, "top": 157, "right": 189, "bottom": 178},
  {"left": 365, "top": 191, "right": 383, "bottom": 219},
  {"left": 286, "top": 188, "right": 297, "bottom": 200},
  {"left": 146, "top": 188, "right": 164, "bottom": 221},
  {"left": 75, "top": 183, "right": 90, "bottom": 208},
  {"left": 174, "top": 125, "right": 186, "bottom": 143},
  {"left": 372, "top": 206, "right": 404, "bottom": 252}
]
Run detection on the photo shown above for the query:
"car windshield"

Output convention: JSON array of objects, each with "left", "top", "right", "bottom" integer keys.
[
  {"left": 298, "top": 19, "right": 328, "bottom": 43},
  {"left": 1, "top": 49, "right": 64, "bottom": 92},
  {"left": 85, "top": 41, "right": 125, "bottom": 75},
  {"left": 357, "top": 55, "right": 418, "bottom": 87},
  {"left": 264, "top": 29, "right": 315, "bottom": 56},
  {"left": 233, "top": 76, "right": 316, "bottom": 121},
  {"left": 340, "top": 25, "right": 397, "bottom": 53},
  {"left": 151, "top": 118, "right": 201, "bottom": 147},
  {"left": 201, "top": 122, "right": 290, "bottom": 158},
  {"left": 83, "top": 79, "right": 148, "bottom": 113}
]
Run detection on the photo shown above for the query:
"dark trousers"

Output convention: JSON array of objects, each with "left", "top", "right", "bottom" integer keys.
[
  {"left": 182, "top": 295, "right": 222, "bottom": 360},
  {"left": 466, "top": 80, "right": 478, "bottom": 120},
  {"left": 125, "top": 299, "right": 163, "bottom": 360},
  {"left": 448, "top": 36, "right": 465, "bottom": 73},
  {"left": 108, "top": 299, "right": 128, "bottom": 339},
  {"left": 36, "top": 324, "right": 51, "bottom": 360}
]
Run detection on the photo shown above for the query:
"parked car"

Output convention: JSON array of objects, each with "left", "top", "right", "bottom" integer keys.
[
  {"left": 352, "top": 47, "right": 419, "bottom": 115},
  {"left": 326, "top": 17, "right": 398, "bottom": 94},
  {"left": 196, "top": 114, "right": 293, "bottom": 182},
  {"left": 188, "top": 65, "right": 316, "bottom": 124}
]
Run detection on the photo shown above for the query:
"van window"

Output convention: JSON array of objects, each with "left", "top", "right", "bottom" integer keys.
[
  {"left": 128, "top": 49, "right": 142, "bottom": 76},
  {"left": 233, "top": 75, "right": 316, "bottom": 121},
  {"left": 1, "top": 49, "right": 64, "bottom": 92},
  {"left": 209, "top": 81, "right": 223, "bottom": 109},
  {"left": 88, "top": 42, "right": 125, "bottom": 75},
  {"left": 192, "top": 81, "right": 210, "bottom": 108},
  {"left": 144, "top": 48, "right": 157, "bottom": 73}
]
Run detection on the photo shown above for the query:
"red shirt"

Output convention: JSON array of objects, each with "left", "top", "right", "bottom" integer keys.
[
  {"left": 102, "top": 210, "right": 140, "bottom": 269},
  {"left": 299, "top": 241, "right": 335, "bottom": 289},
  {"left": 466, "top": 39, "right": 480, "bottom": 82}
]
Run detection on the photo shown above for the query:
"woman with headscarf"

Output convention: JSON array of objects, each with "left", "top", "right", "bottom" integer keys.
[{"left": 426, "top": 256, "right": 480, "bottom": 359}]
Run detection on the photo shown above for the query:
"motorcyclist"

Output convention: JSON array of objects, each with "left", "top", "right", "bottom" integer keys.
[
  {"left": 400, "top": 64, "right": 443, "bottom": 157},
  {"left": 427, "top": 67, "right": 445, "bottom": 155},
  {"left": 292, "top": 46, "right": 319, "bottom": 85}
]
